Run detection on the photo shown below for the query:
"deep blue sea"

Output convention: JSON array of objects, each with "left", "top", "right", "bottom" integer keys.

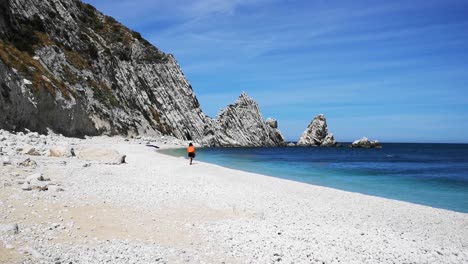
[{"left": 161, "top": 144, "right": 468, "bottom": 213}]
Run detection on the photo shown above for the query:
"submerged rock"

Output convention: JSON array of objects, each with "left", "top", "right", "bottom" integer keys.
[{"left": 298, "top": 114, "right": 336, "bottom": 146}]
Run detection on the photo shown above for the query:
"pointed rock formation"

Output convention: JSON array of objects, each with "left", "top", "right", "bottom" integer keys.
[
  {"left": 200, "top": 92, "right": 285, "bottom": 147},
  {"left": 298, "top": 114, "right": 336, "bottom": 146}
]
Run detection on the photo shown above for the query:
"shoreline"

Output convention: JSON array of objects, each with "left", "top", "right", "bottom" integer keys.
[
  {"left": 158, "top": 145, "right": 468, "bottom": 214},
  {"left": 1, "top": 132, "right": 467, "bottom": 263}
]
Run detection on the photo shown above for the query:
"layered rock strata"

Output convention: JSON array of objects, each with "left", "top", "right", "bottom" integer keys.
[
  {"left": 0, "top": 0, "right": 284, "bottom": 147},
  {"left": 200, "top": 93, "right": 285, "bottom": 147},
  {"left": 297, "top": 114, "right": 336, "bottom": 146}
]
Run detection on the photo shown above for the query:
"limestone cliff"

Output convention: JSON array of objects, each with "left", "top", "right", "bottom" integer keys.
[
  {"left": 297, "top": 114, "right": 336, "bottom": 146},
  {"left": 0, "top": 0, "right": 284, "bottom": 147}
]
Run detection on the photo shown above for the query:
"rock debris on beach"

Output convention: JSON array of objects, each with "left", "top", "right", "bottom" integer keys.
[{"left": 0, "top": 129, "right": 467, "bottom": 263}]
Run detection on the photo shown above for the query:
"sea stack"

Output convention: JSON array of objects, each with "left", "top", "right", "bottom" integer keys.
[{"left": 297, "top": 114, "right": 336, "bottom": 146}]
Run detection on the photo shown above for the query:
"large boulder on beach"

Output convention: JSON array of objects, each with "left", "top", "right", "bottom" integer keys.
[
  {"left": 298, "top": 114, "right": 336, "bottom": 146},
  {"left": 48, "top": 145, "right": 73, "bottom": 157},
  {"left": 76, "top": 147, "right": 126, "bottom": 164},
  {"left": 351, "top": 137, "right": 381, "bottom": 148}
]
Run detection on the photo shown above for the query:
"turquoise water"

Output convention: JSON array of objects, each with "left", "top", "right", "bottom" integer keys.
[{"left": 160, "top": 144, "right": 468, "bottom": 213}]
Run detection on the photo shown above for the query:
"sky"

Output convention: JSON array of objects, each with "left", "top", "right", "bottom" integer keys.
[{"left": 83, "top": 0, "right": 468, "bottom": 143}]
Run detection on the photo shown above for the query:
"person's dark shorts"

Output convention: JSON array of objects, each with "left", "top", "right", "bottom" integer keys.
[{"left": 188, "top": 152, "right": 195, "bottom": 158}]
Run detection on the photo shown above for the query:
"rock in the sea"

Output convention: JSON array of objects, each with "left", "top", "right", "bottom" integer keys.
[
  {"left": 298, "top": 114, "right": 336, "bottom": 146},
  {"left": 76, "top": 147, "right": 126, "bottom": 164},
  {"left": 0, "top": 223, "right": 19, "bottom": 235},
  {"left": 287, "top": 142, "right": 296, "bottom": 147},
  {"left": 351, "top": 137, "right": 382, "bottom": 148}
]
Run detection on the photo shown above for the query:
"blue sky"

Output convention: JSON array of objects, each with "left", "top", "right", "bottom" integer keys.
[{"left": 83, "top": 0, "right": 468, "bottom": 143}]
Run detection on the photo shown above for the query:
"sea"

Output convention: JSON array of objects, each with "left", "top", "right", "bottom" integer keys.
[{"left": 160, "top": 143, "right": 468, "bottom": 213}]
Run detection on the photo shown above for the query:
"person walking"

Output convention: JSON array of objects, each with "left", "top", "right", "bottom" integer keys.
[{"left": 187, "top": 143, "right": 195, "bottom": 165}]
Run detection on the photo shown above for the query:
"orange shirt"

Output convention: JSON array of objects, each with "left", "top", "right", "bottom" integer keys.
[{"left": 187, "top": 146, "right": 195, "bottom": 153}]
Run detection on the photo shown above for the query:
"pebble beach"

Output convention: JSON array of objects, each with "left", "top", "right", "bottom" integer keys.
[{"left": 1, "top": 130, "right": 467, "bottom": 263}]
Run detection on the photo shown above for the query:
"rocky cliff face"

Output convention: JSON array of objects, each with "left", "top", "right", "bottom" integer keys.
[
  {"left": 297, "top": 114, "right": 336, "bottom": 146},
  {"left": 0, "top": 0, "right": 284, "bottom": 147},
  {"left": 0, "top": 0, "right": 206, "bottom": 139}
]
